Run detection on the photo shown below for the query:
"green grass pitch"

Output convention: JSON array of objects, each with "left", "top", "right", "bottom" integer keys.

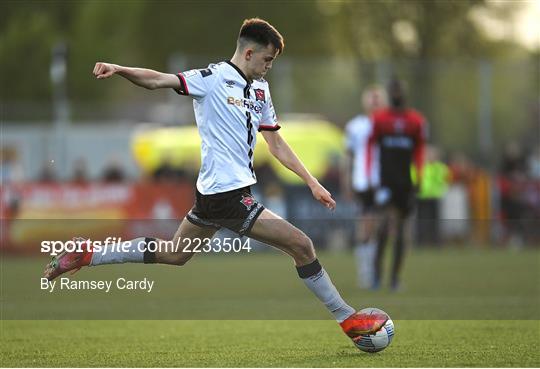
[{"left": 1, "top": 248, "right": 539, "bottom": 367}]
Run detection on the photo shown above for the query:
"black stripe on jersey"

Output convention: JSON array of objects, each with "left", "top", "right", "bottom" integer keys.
[
  {"left": 226, "top": 60, "right": 256, "bottom": 177},
  {"left": 225, "top": 60, "right": 251, "bottom": 98},
  {"left": 173, "top": 73, "right": 188, "bottom": 95},
  {"left": 246, "top": 111, "right": 255, "bottom": 178},
  {"left": 244, "top": 85, "right": 253, "bottom": 177},
  {"left": 226, "top": 60, "right": 250, "bottom": 83}
]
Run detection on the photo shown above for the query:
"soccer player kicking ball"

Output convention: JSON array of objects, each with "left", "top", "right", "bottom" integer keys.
[{"left": 44, "top": 18, "right": 387, "bottom": 344}]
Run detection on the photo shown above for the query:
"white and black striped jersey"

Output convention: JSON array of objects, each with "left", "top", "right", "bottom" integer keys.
[
  {"left": 345, "top": 115, "right": 380, "bottom": 192},
  {"left": 175, "top": 61, "right": 280, "bottom": 195}
]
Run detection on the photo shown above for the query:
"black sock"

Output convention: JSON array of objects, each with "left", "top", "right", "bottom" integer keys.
[
  {"left": 296, "top": 259, "right": 322, "bottom": 279},
  {"left": 143, "top": 237, "right": 157, "bottom": 264}
]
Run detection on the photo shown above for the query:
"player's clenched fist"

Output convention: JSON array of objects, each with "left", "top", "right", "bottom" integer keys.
[{"left": 93, "top": 62, "right": 117, "bottom": 79}]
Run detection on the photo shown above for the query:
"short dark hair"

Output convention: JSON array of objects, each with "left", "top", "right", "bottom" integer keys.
[
  {"left": 238, "top": 18, "right": 284, "bottom": 54},
  {"left": 387, "top": 78, "right": 404, "bottom": 94},
  {"left": 387, "top": 77, "right": 406, "bottom": 108}
]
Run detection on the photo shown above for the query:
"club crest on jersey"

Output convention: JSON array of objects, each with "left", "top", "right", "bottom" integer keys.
[
  {"left": 254, "top": 89, "right": 266, "bottom": 102},
  {"left": 240, "top": 195, "right": 256, "bottom": 210}
]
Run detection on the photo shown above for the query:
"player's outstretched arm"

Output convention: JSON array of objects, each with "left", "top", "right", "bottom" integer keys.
[
  {"left": 261, "top": 130, "right": 336, "bottom": 210},
  {"left": 93, "top": 62, "right": 180, "bottom": 90}
]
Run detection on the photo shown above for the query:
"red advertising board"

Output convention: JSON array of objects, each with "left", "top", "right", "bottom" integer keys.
[{"left": 0, "top": 182, "right": 194, "bottom": 253}]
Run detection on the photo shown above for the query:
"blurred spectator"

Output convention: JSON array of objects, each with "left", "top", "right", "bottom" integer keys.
[
  {"left": 498, "top": 141, "right": 528, "bottom": 248},
  {"left": 321, "top": 152, "right": 341, "bottom": 194},
  {"left": 528, "top": 147, "right": 540, "bottom": 179},
  {"left": 525, "top": 147, "right": 540, "bottom": 227},
  {"left": 0, "top": 147, "right": 24, "bottom": 184},
  {"left": 102, "top": 156, "right": 126, "bottom": 183},
  {"left": 72, "top": 158, "right": 89, "bottom": 184},
  {"left": 444, "top": 152, "right": 493, "bottom": 245},
  {"left": 414, "top": 145, "right": 450, "bottom": 246},
  {"left": 153, "top": 156, "right": 191, "bottom": 183},
  {"left": 153, "top": 159, "right": 176, "bottom": 181},
  {"left": 448, "top": 152, "right": 475, "bottom": 184},
  {"left": 38, "top": 160, "right": 57, "bottom": 183},
  {"left": 440, "top": 152, "right": 471, "bottom": 243},
  {"left": 182, "top": 160, "right": 199, "bottom": 185},
  {"left": 2, "top": 187, "right": 21, "bottom": 220},
  {"left": 500, "top": 141, "right": 527, "bottom": 178},
  {"left": 262, "top": 181, "right": 286, "bottom": 218},
  {"left": 256, "top": 162, "right": 281, "bottom": 190},
  {"left": 254, "top": 160, "right": 283, "bottom": 213}
]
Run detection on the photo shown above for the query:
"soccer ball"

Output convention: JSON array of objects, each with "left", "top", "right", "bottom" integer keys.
[{"left": 353, "top": 308, "right": 394, "bottom": 353}]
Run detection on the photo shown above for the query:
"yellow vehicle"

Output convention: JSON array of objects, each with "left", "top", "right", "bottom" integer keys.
[{"left": 131, "top": 117, "right": 344, "bottom": 184}]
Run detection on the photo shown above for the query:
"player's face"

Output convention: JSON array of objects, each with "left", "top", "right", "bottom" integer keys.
[
  {"left": 246, "top": 44, "right": 278, "bottom": 80},
  {"left": 388, "top": 81, "right": 405, "bottom": 108},
  {"left": 362, "top": 89, "right": 386, "bottom": 114},
  {"left": 364, "top": 90, "right": 386, "bottom": 113}
]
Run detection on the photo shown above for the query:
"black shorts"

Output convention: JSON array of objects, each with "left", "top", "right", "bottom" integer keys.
[
  {"left": 186, "top": 186, "right": 265, "bottom": 235},
  {"left": 354, "top": 189, "right": 377, "bottom": 212},
  {"left": 376, "top": 185, "right": 416, "bottom": 216}
]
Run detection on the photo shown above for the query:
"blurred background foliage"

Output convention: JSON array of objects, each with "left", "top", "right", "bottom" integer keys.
[{"left": 1, "top": 0, "right": 538, "bottom": 160}]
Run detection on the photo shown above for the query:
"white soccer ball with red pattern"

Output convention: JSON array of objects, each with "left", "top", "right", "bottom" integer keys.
[{"left": 353, "top": 308, "right": 394, "bottom": 353}]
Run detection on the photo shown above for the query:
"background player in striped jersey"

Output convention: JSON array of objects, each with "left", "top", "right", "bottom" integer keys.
[
  {"left": 343, "top": 85, "right": 387, "bottom": 288},
  {"left": 367, "top": 78, "right": 427, "bottom": 290},
  {"left": 44, "top": 18, "right": 387, "bottom": 344}
]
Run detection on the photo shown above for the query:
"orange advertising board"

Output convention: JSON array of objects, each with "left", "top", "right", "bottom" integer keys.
[{"left": 0, "top": 182, "right": 194, "bottom": 253}]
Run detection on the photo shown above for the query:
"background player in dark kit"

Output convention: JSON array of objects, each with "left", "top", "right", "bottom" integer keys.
[{"left": 367, "top": 78, "right": 427, "bottom": 290}]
